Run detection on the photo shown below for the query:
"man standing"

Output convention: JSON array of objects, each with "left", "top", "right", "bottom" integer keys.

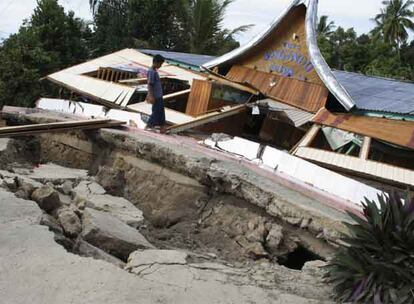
[{"left": 145, "top": 54, "right": 166, "bottom": 132}]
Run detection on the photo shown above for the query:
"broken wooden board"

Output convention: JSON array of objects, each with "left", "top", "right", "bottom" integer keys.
[
  {"left": 127, "top": 102, "right": 194, "bottom": 125},
  {"left": 167, "top": 104, "right": 247, "bottom": 134},
  {"left": 313, "top": 108, "right": 414, "bottom": 150},
  {"left": 0, "top": 119, "right": 123, "bottom": 138}
]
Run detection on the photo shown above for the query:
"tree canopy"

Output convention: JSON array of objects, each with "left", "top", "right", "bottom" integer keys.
[
  {"left": 1, "top": 0, "right": 414, "bottom": 108},
  {"left": 317, "top": 0, "right": 414, "bottom": 80},
  {"left": 0, "top": 0, "right": 91, "bottom": 107}
]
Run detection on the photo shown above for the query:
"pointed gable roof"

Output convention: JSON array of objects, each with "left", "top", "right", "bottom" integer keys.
[{"left": 202, "top": 0, "right": 355, "bottom": 112}]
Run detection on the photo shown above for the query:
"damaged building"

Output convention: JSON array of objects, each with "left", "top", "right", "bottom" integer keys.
[
  {"left": 5, "top": 0, "right": 414, "bottom": 208},
  {"left": 2, "top": 0, "right": 414, "bottom": 302}
]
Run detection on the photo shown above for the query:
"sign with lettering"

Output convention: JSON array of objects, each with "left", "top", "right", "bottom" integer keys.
[{"left": 263, "top": 41, "right": 314, "bottom": 80}]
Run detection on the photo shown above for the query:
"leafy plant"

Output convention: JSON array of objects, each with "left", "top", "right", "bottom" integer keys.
[{"left": 326, "top": 193, "right": 414, "bottom": 303}]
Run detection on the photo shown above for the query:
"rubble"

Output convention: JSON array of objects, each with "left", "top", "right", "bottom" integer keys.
[
  {"left": 31, "top": 185, "right": 62, "bottom": 213},
  {"left": 74, "top": 238, "right": 125, "bottom": 268},
  {"left": 57, "top": 207, "right": 82, "bottom": 238},
  {"left": 81, "top": 208, "right": 155, "bottom": 260},
  {"left": 83, "top": 194, "right": 144, "bottom": 228}
]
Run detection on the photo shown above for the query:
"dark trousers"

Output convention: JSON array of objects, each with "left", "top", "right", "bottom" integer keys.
[{"left": 147, "top": 97, "right": 166, "bottom": 128}]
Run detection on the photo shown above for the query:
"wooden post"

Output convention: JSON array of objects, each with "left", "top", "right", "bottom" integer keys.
[
  {"left": 291, "top": 124, "right": 321, "bottom": 154},
  {"left": 359, "top": 136, "right": 371, "bottom": 160}
]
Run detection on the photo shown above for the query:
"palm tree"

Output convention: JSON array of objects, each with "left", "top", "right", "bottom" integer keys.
[
  {"left": 317, "top": 15, "right": 335, "bottom": 37},
  {"left": 188, "top": 0, "right": 252, "bottom": 54},
  {"left": 89, "top": 0, "right": 99, "bottom": 14},
  {"left": 373, "top": 0, "right": 414, "bottom": 48}
]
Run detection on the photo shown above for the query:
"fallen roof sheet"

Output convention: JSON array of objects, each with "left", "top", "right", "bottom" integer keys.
[
  {"left": 294, "top": 146, "right": 414, "bottom": 188},
  {"left": 139, "top": 49, "right": 215, "bottom": 69},
  {"left": 47, "top": 49, "right": 206, "bottom": 108},
  {"left": 333, "top": 70, "right": 414, "bottom": 115},
  {"left": 36, "top": 98, "right": 146, "bottom": 128},
  {"left": 258, "top": 99, "right": 314, "bottom": 127},
  {"left": 313, "top": 108, "right": 414, "bottom": 150},
  {"left": 203, "top": 136, "right": 383, "bottom": 208}
]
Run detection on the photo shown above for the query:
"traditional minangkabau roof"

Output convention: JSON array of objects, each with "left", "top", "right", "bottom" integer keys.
[
  {"left": 142, "top": 48, "right": 414, "bottom": 117},
  {"left": 202, "top": 0, "right": 356, "bottom": 112}
]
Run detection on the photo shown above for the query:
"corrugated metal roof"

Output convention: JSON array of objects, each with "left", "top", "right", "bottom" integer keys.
[
  {"left": 139, "top": 49, "right": 215, "bottom": 69},
  {"left": 333, "top": 70, "right": 414, "bottom": 115},
  {"left": 258, "top": 98, "right": 314, "bottom": 127}
]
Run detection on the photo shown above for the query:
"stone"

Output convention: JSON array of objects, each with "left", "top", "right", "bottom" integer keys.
[
  {"left": 302, "top": 260, "right": 328, "bottom": 277},
  {"left": 14, "top": 189, "right": 29, "bottom": 200},
  {"left": 57, "top": 207, "right": 81, "bottom": 238},
  {"left": 28, "top": 163, "right": 88, "bottom": 184},
  {"left": 58, "top": 180, "right": 74, "bottom": 195},
  {"left": 72, "top": 180, "right": 106, "bottom": 201},
  {"left": 54, "top": 233, "right": 75, "bottom": 251},
  {"left": 74, "top": 238, "right": 125, "bottom": 268},
  {"left": 266, "top": 224, "right": 284, "bottom": 252},
  {"left": 246, "top": 220, "right": 267, "bottom": 243},
  {"left": 126, "top": 250, "right": 188, "bottom": 274},
  {"left": 81, "top": 208, "right": 154, "bottom": 260},
  {"left": 15, "top": 176, "right": 43, "bottom": 195},
  {"left": 83, "top": 194, "right": 144, "bottom": 228},
  {"left": 3, "top": 177, "right": 17, "bottom": 191},
  {"left": 40, "top": 213, "right": 63, "bottom": 234},
  {"left": 31, "top": 185, "right": 62, "bottom": 213},
  {"left": 0, "top": 138, "right": 11, "bottom": 152},
  {"left": 95, "top": 166, "right": 125, "bottom": 195},
  {"left": 58, "top": 192, "right": 72, "bottom": 206}
]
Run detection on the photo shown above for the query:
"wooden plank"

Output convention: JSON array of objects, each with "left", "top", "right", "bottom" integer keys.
[
  {"left": 97, "top": 68, "right": 102, "bottom": 79},
  {"left": 227, "top": 66, "right": 328, "bottom": 113},
  {"left": 0, "top": 119, "right": 121, "bottom": 134},
  {"left": 206, "top": 73, "right": 259, "bottom": 95},
  {"left": 293, "top": 124, "right": 320, "bottom": 153},
  {"left": 168, "top": 105, "right": 247, "bottom": 134},
  {"left": 359, "top": 136, "right": 371, "bottom": 160},
  {"left": 313, "top": 108, "right": 414, "bottom": 150},
  {"left": 186, "top": 80, "right": 213, "bottom": 116},
  {"left": 164, "top": 89, "right": 191, "bottom": 102},
  {"left": 0, "top": 120, "right": 123, "bottom": 138}
]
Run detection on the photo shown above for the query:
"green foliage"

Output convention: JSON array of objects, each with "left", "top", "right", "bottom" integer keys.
[
  {"left": 326, "top": 193, "right": 414, "bottom": 303},
  {"left": 0, "top": 0, "right": 91, "bottom": 107},
  {"left": 373, "top": 0, "right": 414, "bottom": 47},
  {"left": 185, "top": 0, "right": 252, "bottom": 55},
  {"left": 90, "top": 0, "right": 250, "bottom": 55},
  {"left": 317, "top": 15, "right": 414, "bottom": 80}
]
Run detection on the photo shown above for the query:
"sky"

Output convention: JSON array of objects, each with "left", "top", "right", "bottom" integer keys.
[{"left": 0, "top": 0, "right": 386, "bottom": 44}]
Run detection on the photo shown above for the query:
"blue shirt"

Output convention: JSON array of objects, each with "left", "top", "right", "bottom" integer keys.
[{"left": 147, "top": 67, "right": 163, "bottom": 99}]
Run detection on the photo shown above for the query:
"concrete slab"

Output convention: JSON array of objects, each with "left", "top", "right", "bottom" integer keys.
[
  {"left": 28, "top": 163, "right": 88, "bottom": 184},
  {"left": 0, "top": 189, "right": 333, "bottom": 303}
]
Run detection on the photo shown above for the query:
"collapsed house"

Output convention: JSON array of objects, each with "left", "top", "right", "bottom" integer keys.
[{"left": 32, "top": 0, "right": 414, "bottom": 209}]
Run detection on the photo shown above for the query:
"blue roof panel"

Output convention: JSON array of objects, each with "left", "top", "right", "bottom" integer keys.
[
  {"left": 139, "top": 49, "right": 215, "bottom": 68},
  {"left": 333, "top": 70, "right": 414, "bottom": 115}
]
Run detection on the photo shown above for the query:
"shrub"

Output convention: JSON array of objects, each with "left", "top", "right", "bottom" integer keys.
[{"left": 326, "top": 193, "right": 414, "bottom": 303}]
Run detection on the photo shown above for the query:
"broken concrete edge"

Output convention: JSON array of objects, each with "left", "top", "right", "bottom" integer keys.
[
  {"left": 2, "top": 109, "right": 353, "bottom": 244},
  {"left": 0, "top": 187, "right": 334, "bottom": 303}
]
